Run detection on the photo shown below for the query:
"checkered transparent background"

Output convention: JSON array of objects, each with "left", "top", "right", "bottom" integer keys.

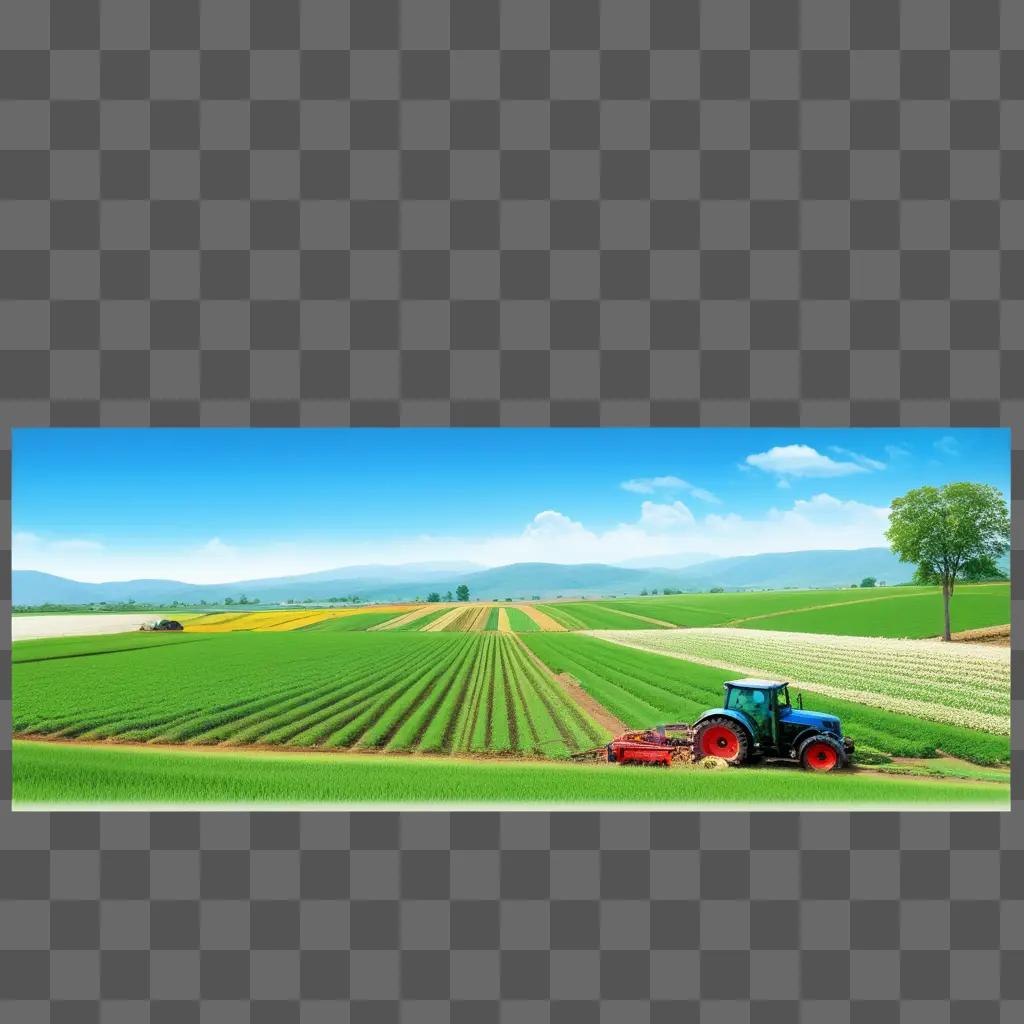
[{"left": 1, "top": 2, "right": 1023, "bottom": 1020}]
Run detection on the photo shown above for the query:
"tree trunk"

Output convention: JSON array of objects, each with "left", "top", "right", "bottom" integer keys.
[{"left": 941, "top": 580, "right": 951, "bottom": 641}]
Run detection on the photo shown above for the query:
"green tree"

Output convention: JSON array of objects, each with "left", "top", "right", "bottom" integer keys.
[
  {"left": 860, "top": 577, "right": 876, "bottom": 588},
  {"left": 886, "top": 482, "right": 1010, "bottom": 640},
  {"left": 709, "top": 586, "right": 724, "bottom": 594},
  {"left": 426, "top": 592, "right": 441, "bottom": 602},
  {"left": 445, "top": 591, "right": 453, "bottom": 601},
  {"left": 224, "top": 597, "right": 234, "bottom": 606},
  {"left": 456, "top": 584, "right": 470, "bottom": 602},
  {"left": 640, "top": 588, "right": 648, "bottom": 596}
]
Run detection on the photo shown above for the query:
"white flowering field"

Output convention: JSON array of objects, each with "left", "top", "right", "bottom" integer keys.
[{"left": 588, "top": 628, "right": 1011, "bottom": 735}]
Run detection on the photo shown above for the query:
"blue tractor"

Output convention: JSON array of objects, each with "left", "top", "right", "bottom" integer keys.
[{"left": 692, "top": 679, "right": 854, "bottom": 771}]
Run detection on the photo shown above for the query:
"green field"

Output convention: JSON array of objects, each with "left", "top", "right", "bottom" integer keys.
[
  {"left": 505, "top": 608, "right": 540, "bottom": 632},
  {"left": 13, "top": 740, "right": 1007, "bottom": 806},
  {"left": 537, "top": 603, "right": 669, "bottom": 630},
  {"left": 522, "top": 633, "right": 1010, "bottom": 766},
  {"left": 13, "top": 630, "right": 209, "bottom": 663},
  {"left": 590, "top": 583, "right": 1009, "bottom": 637},
  {"left": 13, "top": 631, "right": 608, "bottom": 759},
  {"left": 11, "top": 580, "right": 1013, "bottom": 805},
  {"left": 739, "top": 585, "right": 1010, "bottom": 638}
]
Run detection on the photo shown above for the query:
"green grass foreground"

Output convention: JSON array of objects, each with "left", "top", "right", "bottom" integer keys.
[{"left": 12, "top": 740, "right": 1008, "bottom": 807}]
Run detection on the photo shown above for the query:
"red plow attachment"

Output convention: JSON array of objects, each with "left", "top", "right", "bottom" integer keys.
[{"left": 571, "top": 724, "right": 694, "bottom": 767}]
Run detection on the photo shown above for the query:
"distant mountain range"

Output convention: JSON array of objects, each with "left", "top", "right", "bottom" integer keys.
[{"left": 15, "top": 547, "right": 1004, "bottom": 607}]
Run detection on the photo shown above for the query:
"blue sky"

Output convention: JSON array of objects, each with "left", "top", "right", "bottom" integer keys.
[{"left": 12, "top": 428, "right": 1010, "bottom": 583}]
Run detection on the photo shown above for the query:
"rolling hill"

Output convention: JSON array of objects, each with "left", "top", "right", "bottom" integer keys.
[{"left": 10, "top": 546, "right": 978, "bottom": 606}]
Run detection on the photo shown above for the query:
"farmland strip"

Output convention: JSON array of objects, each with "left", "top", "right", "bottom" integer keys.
[
  {"left": 517, "top": 606, "right": 567, "bottom": 631},
  {"left": 371, "top": 605, "right": 434, "bottom": 631},
  {"left": 420, "top": 607, "right": 466, "bottom": 632}
]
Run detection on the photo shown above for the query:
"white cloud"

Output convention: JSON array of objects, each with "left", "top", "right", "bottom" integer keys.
[
  {"left": 522, "top": 510, "right": 593, "bottom": 543},
  {"left": 638, "top": 500, "right": 695, "bottom": 531},
  {"left": 745, "top": 444, "right": 870, "bottom": 479},
  {"left": 884, "top": 444, "right": 911, "bottom": 460},
  {"left": 828, "top": 446, "right": 887, "bottom": 471},
  {"left": 14, "top": 532, "right": 103, "bottom": 555},
  {"left": 702, "top": 493, "right": 891, "bottom": 554},
  {"left": 934, "top": 435, "right": 962, "bottom": 457},
  {"left": 620, "top": 475, "right": 720, "bottom": 503},
  {"left": 51, "top": 538, "right": 104, "bottom": 552}
]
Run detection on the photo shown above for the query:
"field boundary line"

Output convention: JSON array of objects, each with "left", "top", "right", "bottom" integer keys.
[
  {"left": 509, "top": 633, "right": 626, "bottom": 737},
  {"left": 723, "top": 591, "right": 916, "bottom": 626},
  {"left": 589, "top": 605, "right": 677, "bottom": 628}
]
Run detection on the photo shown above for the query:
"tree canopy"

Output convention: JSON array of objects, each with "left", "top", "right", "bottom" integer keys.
[
  {"left": 886, "top": 483, "right": 1009, "bottom": 593},
  {"left": 885, "top": 482, "right": 1009, "bottom": 639}
]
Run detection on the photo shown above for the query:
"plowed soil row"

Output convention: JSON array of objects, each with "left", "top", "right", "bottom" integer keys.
[
  {"left": 516, "top": 606, "right": 567, "bottom": 632},
  {"left": 420, "top": 607, "right": 467, "bottom": 632},
  {"left": 372, "top": 605, "right": 437, "bottom": 631},
  {"left": 509, "top": 632, "right": 627, "bottom": 736}
]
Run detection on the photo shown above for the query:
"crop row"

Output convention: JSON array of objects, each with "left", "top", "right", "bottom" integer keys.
[
  {"left": 13, "top": 632, "right": 609, "bottom": 759},
  {"left": 589, "top": 628, "right": 1010, "bottom": 734},
  {"left": 523, "top": 633, "right": 1010, "bottom": 765},
  {"left": 505, "top": 608, "right": 540, "bottom": 632}
]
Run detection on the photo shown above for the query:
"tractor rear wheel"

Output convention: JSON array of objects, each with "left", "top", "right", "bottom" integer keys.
[
  {"left": 799, "top": 734, "right": 846, "bottom": 772},
  {"left": 693, "top": 717, "right": 749, "bottom": 766}
]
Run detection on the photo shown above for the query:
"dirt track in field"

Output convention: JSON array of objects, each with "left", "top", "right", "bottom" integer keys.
[
  {"left": 497, "top": 608, "right": 512, "bottom": 633},
  {"left": 593, "top": 606, "right": 677, "bottom": 628},
  {"left": 517, "top": 605, "right": 567, "bottom": 631},
  {"left": 948, "top": 625, "right": 1010, "bottom": 647},
  {"left": 508, "top": 632, "right": 627, "bottom": 737}
]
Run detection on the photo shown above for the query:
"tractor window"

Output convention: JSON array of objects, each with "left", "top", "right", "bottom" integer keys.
[
  {"left": 776, "top": 688, "right": 790, "bottom": 709},
  {"left": 728, "top": 688, "right": 770, "bottom": 727}
]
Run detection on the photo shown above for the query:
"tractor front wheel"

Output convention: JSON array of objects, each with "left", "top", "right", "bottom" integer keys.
[
  {"left": 693, "top": 717, "right": 749, "bottom": 766},
  {"left": 799, "top": 735, "right": 846, "bottom": 772}
]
